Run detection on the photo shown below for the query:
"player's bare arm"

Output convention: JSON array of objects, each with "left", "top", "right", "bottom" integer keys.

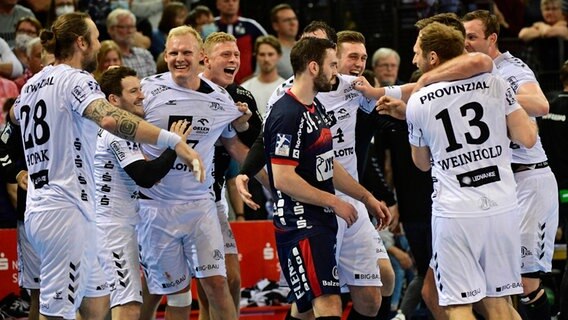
[
  {"left": 414, "top": 52, "right": 494, "bottom": 92},
  {"left": 232, "top": 102, "right": 252, "bottom": 132},
  {"left": 515, "top": 82, "right": 549, "bottom": 116},
  {"left": 410, "top": 145, "right": 432, "bottom": 172},
  {"left": 221, "top": 135, "right": 250, "bottom": 165},
  {"left": 332, "top": 160, "right": 391, "bottom": 228},
  {"left": 84, "top": 98, "right": 206, "bottom": 182},
  {"left": 353, "top": 76, "right": 416, "bottom": 102},
  {"left": 506, "top": 108, "right": 538, "bottom": 148},
  {"left": 272, "top": 163, "right": 357, "bottom": 226}
]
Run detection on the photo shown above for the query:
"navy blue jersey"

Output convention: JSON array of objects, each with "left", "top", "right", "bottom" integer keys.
[{"left": 264, "top": 90, "right": 337, "bottom": 239}]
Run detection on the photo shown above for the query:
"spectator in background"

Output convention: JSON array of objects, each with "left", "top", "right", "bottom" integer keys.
[
  {"left": 93, "top": 40, "right": 123, "bottom": 80},
  {"left": 372, "top": 47, "right": 403, "bottom": 87},
  {"left": 519, "top": 0, "right": 568, "bottom": 41},
  {"left": 107, "top": 8, "right": 156, "bottom": 78},
  {"left": 12, "top": 17, "right": 40, "bottom": 71},
  {"left": 537, "top": 61, "right": 568, "bottom": 320},
  {"left": 0, "top": 37, "right": 23, "bottom": 79},
  {"left": 46, "top": 0, "right": 76, "bottom": 28},
  {"left": 241, "top": 35, "right": 284, "bottom": 117},
  {"left": 215, "top": 0, "right": 267, "bottom": 84},
  {"left": 270, "top": 3, "right": 298, "bottom": 79},
  {"left": 0, "top": 0, "right": 35, "bottom": 47},
  {"left": 151, "top": 2, "right": 188, "bottom": 59},
  {"left": 186, "top": 5, "right": 217, "bottom": 40},
  {"left": 130, "top": 0, "right": 170, "bottom": 29}
]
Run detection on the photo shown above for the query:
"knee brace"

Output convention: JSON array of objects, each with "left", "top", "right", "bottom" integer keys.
[
  {"left": 167, "top": 291, "right": 192, "bottom": 307},
  {"left": 520, "top": 284, "right": 543, "bottom": 304}
]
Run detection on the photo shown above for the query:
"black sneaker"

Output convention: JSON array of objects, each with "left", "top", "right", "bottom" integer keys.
[{"left": 0, "top": 294, "right": 29, "bottom": 318}]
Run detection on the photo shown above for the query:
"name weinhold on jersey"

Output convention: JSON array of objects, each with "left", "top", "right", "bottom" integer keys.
[
  {"left": 419, "top": 80, "right": 489, "bottom": 104},
  {"left": 437, "top": 145, "right": 502, "bottom": 170}
]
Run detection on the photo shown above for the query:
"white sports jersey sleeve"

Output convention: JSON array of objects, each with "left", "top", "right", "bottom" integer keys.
[
  {"left": 13, "top": 65, "right": 105, "bottom": 221},
  {"left": 406, "top": 73, "right": 518, "bottom": 218},
  {"left": 494, "top": 51, "right": 547, "bottom": 164},
  {"left": 139, "top": 73, "right": 243, "bottom": 201},
  {"left": 95, "top": 129, "right": 145, "bottom": 222}
]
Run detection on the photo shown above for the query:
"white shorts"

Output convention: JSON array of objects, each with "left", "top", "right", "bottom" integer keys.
[
  {"left": 17, "top": 220, "right": 40, "bottom": 290},
  {"left": 97, "top": 220, "right": 142, "bottom": 307},
  {"left": 215, "top": 200, "right": 238, "bottom": 255},
  {"left": 138, "top": 199, "right": 226, "bottom": 295},
  {"left": 430, "top": 210, "right": 523, "bottom": 306},
  {"left": 514, "top": 167, "right": 559, "bottom": 274},
  {"left": 336, "top": 197, "right": 384, "bottom": 292},
  {"left": 25, "top": 208, "right": 109, "bottom": 319}
]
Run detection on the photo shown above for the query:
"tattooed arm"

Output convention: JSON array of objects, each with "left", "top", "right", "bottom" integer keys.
[{"left": 83, "top": 98, "right": 206, "bottom": 182}]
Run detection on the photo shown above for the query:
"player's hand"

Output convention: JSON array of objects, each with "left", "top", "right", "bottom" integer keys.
[
  {"left": 377, "top": 96, "right": 407, "bottom": 120},
  {"left": 332, "top": 197, "right": 358, "bottom": 227},
  {"left": 352, "top": 76, "right": 375, "bottom": 98},
  {"left": 232, "top": 102, "right": 252, "bottom": 132},
  {"left": 169, "top": 119, "right": 192, "bottom": 140},
  {"left": 361, "top": 194, "right": 391, "bottom": 230},
  {"left": 174, "top": 142, "right": 205, "bottom": 183},
  {"left": 16, "top": 170, "right": 28, "bottom": 191},
  {"left": 235, "top": 174, "right": 260, "bottom": 210},
  {"left": 388, "top": 204, "right": 400, "bottom": 231}
]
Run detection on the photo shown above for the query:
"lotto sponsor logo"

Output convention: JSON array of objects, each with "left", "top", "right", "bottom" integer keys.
[
  {"left": 161, "top": 274, "right": 186, "bottom": 288},
  {"left": 354, "top": 273, "right": 380, "bottom": 280},
  {"left": 334, "top": 147, "right": 354, "bottom": 158},
  {"left": 495, "top": 282, "right": 522, "bottom": 292},
  {"left": 460, "top": 288, "right": 481, "bottom": 298}
]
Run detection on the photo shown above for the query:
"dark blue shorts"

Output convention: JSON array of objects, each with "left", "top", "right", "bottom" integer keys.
[{"left": 277, "top": 230, "right": 340, "bottom": 313}]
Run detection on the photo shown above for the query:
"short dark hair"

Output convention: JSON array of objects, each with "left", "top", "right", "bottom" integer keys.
[
  {"left": 158, "top": 2, "right": 188, "bottom": 34},
  {"left": 40, "top": 12, "right": 92, "bottom": 60},
  {"left": 185, "top": 5, "right": 212, "bottom": 27},
  {"left": 462, "top": 10, "right": 500, "bottom": 38},
  {"left": 302, "top": 21, "right": 337, "bottom": 43},
  {"left": 254, "top": 35, "right": 282, "bottom": 55},
  {"left": 415, "top": 12, "right": 466, "bottom": 37},
  {"left": 270, "top": 3, "right": 293, "bottom": 23},
  {"left": 290, "top": 37, "right": 336, "bottom": 76},
  {"left": 99, "top": 66, "right": 138, "bottom": 99}
]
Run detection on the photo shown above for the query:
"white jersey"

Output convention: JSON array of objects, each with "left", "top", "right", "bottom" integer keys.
[
  {"left": 494, "top": 51, "right": 547, "bottom": 164},
  {"left": 266, "top": 74, "right": 376, "bottom": 190},
  {"left": 139, "top": 72, "right": 240, "bottom": 201},
  {"left": 406, "top": 73, "right": 520, "bottom": 218},
  {"left": 94, "top": 129, "right": 145, "bottom": 223},
  {"left": 13, "top": 64, "right": 105, "bottom": 221}
]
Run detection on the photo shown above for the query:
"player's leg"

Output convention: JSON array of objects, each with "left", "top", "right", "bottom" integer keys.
[
  {"left": 17, "top": 220, "right": 41, "bottom": 320},
  {"left": 442, "top": 304, "right": 475, "bottom": 320},
  {"left": 97, "top": 220, "right": 142, "bottom": 320},
  {"left": 474, "top": 297, "right": 520, "bottom": 320},
  {"left": 139, "top": 275, "right": 162, "bottom": 320},
  {"left": 189, "top": 199, "right": 236, "bottom": 320},
  {"left": 422, "top": 267, "right": 448, "bottom": 320},
  {"left": 515, "top": 170, "right": 558, "bottom": 320}
]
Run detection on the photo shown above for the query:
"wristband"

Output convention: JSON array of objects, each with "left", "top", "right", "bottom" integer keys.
[
  {"left": 384, "top": 85, "right": 402, "bottom": 100},
  {"left": 157, "top": 129, "right": 182, "bottom": 149}
]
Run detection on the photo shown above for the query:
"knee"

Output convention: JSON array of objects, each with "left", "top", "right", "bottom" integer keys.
[
  {"left": 200, "top": 276, "right": 229, "bottom": 297},
  {"left": 379, "top": 259, "right": 395, "bottom": 296}
]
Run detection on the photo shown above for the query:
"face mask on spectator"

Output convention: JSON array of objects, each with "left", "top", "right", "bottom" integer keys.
[
  {"left": 55, "top": 4, "right": 75, "bottom": 16},
  {"left": 201, "top": 23, "right": 217, "bottom": 39},
  {"left": 14, "top": 33, "right": 33, "bottom": 51},
  {"left": 110, "top": 0, "right": 129, "bottom": 10}
]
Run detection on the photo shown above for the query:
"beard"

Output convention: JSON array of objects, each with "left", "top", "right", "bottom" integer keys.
[
  {"left": 313, "top": 69, "right": 333, "bottom": 92},
  {"left": 83, "top": 55, "right": 98, "bottom": 73}
]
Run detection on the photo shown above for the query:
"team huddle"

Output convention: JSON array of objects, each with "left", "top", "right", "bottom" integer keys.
[{"left": 0, "top": 7, "right": 560, "bottom": 320}]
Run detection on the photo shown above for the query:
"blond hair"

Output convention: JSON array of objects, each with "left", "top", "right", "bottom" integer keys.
[{"left": 202, "top": 32, "right": 236, "bottom": 55}]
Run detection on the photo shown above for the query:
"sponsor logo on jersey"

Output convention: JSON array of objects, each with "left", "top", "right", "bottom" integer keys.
[
  {"left": 150, "top": 85, "right": 169, "bottom": 96},
  {"left": 30, "top": 169, "right": 49, "bottom": 189},
  {"left": 505, "top": 87, "right": 516, "bottom": 106},
  {"left": 275, "top": 133, "right": 291, "bottom": 156},
  {"left": 161, "top": 274, "right": 186, "bottom": 289},
  {"left": 506, "top": 76, "right": 519, "bottom": 92},
  {"left": 195, "top": 264, "right": 220, "bottom": 272},
  {"left": 77, "top": 175, "right": 86, "bottom": 185},
  {"left": 334, "top": 146, "right": 354, "bottom": 158},
  {"left": 192, "top": 117, "right": 212, "bottom": 136},
  {"left": 25, "top": 76, "right": 54, "bottom": 94},
  {"left": 521, "top": 246, "right": 533, "bottom": 258},
  {"left": 495, "top": 282, "right": 522, "bottom": 292},
  {"left": 110, "top": 141, "right": 126, "bottom": 161},
  {"left": 209, "top": 102, "right": 225, "bottom": 111},
  {"left": 1, "top": 122, "right": 12, "bottom": 143},
  {"left": 315, "top": 150, "right": 334, "bottom": 181},
  {"left": 100, "top": 195, "right": 109, "bottom": 206},
  {"left": 72, "top": 85, "right": 87, "bottom": 103},
  {"left": 345, "top": 92, "right": 358, "bottom": 101},
  {"left": 213, "top": 249, "right": 224, "bottom": 260},
  {"left": 165, "top": 100, "right": 177, "bottom": 105},
  {"left": 354, "top": 273, "right": 379, "bottom": 280},
  {"left": 419, "top": 81, "right": 489, "bottom": 104},
  {"left": 322, "top": 280, "right": 339, "bottom": 287},
  {"left": 53, "top": 291, "right": 63, "bottom": 300},
  {"left": 336, "top": 108, "right": 350, "bottom": 121},
  {"left": 289, "top": 247, "right": 309, "bottom": 299},
  {"left": 456, "top": 165, "right": 501, "bottom": 188},
  {"left": 460, "top": 288, "right": 481, "bottom": 298},
  {"left": 101, "top": 184, "right": 111, "bottom": 193}
]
